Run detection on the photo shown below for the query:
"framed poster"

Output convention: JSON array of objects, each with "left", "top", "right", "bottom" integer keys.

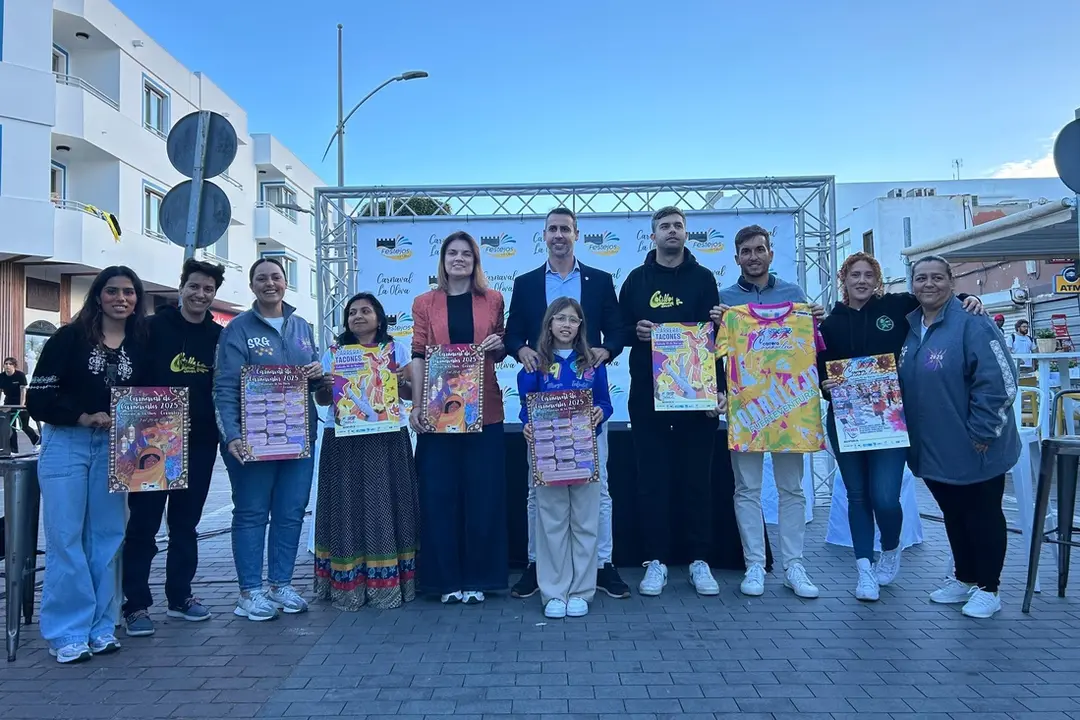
[
  {"left": 241, "top": 365, "right": 311, "bottom": 461},
  {"left": 526, "top": 389, "right": 598, "bottom": 487},
  {"left": 108, "top": 386, "right": 189, "bottom": 493},
  {"left": 421, "top": 344, "right": 484, "bottom": 433}
]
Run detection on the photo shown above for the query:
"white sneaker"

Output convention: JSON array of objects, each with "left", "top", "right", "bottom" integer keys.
[
  {"left": 267, "top": 585, "right": 308, "bottom": 614},
  {"left": 689, "top": 560, "right": 720, "bottom": 596},
  {"left": 638, "top": 560, "right": 668, "bottom": 596},
  {"left": 962, "top": 589, "right": 1001, "bottom": 618},
  {"left": 544, "top": 598, "right": 567, "bottom": 618},
  {"left": 855, "top": 558, "right": 880, "bottom": 602},
  {"left": 441, "top": 591, "right": 463, "bottom": 604},
  {"left": 49, "top": 642, "right": 92, "bottom": 664},
  {"left": 875, "top": 548, "right": 902, "bottom": 586},
  {"left": 234, "top": 590, "right": 277, "bottom": 621},
  {"left": 740, "top": 563, "right": 766, "bottom": 597},
  {"left": 89, "top": 634, "right": 121, "bottom": 655},
  {"left": 784, "top": 562, "right": 820, "bottom": 599},
  {"left": 462, "top": 591, "right": 485, "bottom": 604},
  {"left": 929, "top": 577, "right": 975, "bottom": 604},
  {"left": 566, "top": 597, "right": 589, "bottom": 617}
]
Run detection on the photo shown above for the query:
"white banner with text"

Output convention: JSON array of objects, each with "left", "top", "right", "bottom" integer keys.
[{"left": 353, "top": 211, "right": 799, "bottom": 422}]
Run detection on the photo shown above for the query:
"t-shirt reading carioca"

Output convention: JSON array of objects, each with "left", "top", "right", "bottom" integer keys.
[{"left": 718, "top": 302, "right": 825, "bottom": 453}]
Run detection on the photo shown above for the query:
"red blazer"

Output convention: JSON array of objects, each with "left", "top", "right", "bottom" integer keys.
[{"left": 411, "top": 288, "right": 507, "bottom": 425}]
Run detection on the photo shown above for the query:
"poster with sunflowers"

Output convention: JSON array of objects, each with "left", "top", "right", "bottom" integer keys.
[{"left": 826, "top": 354, "right": 910, "bottom": 453}]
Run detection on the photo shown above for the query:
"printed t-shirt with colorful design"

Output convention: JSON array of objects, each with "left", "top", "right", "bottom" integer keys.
[{"left": 718, "top": 302, "right": 826, "bottom": 453}]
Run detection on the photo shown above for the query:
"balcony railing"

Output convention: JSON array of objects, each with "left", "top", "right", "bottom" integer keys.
[
  {"left": 54, "top": 198, "right": 102, "bottom": 216},
  {"left": 256, "top": 200, "right": 297, "bottom": 223},
  {"left": 54, "top": 73, "right": 119, "bottom": 111},
  {"left": 220, "top": 172, "right": 243, "bottom": 190},
  {"left": 198, "top": 248, "right": 242, "bottom": 271},
  {"left": 143, "top": 123, "right": 167, "bottom": 141}
]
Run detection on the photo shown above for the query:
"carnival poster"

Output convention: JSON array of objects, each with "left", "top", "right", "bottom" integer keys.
[
  {"left": 651, "top": 322, "right": 719, "bottom": 411},
  {"left": 332, "top": 343, "right": 401, "bottom": 437},
  {"left": 241, "top": 365, "right": 311, "bottom": 461},
  {"left": 827, "top": 354, "right": 910, "bottom": 453},
  {"left": 526, "top": 389, "right": 598, "bottom": 487},
  {"left": 108, "top": 387, "right": 189, "bottom": 493},
  {"left": 421, "top": 344, "right": 484, "bottom": 433}
]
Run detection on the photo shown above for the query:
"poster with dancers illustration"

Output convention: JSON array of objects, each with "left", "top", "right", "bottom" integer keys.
[
  {"left": 526, "top": 389, "right": 598, "bottom": 487},
  {"left": 241, "top": 365, "right": 311, "bottom": 461},
  {"left": 331, "top": 343, "right": 401, "bottom": 437},
  {"left": 651, "top": 322, "right": 719, "bottom": 411},
  {"left": 826, "top": 354, "right": 910, "bottom": 453},
  {"left": 421, "top": 344, "right": 484, "bottom": 433},
  {"left": 108, "top": 387, "right": 189, "bottom": 493}
]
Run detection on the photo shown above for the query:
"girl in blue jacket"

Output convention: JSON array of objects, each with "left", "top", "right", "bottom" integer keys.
[{"left": 518, "top": 297, "right": 612, "bottom": 619}]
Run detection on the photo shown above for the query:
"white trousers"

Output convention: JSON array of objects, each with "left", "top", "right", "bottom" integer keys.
[
  {"left": 536, "top": 482, "right": 601, "bottom": 604},
  {"left": 527, "top": 423, "right": 611, "bottom": 565},
  {"left": 732, "top": 451, "right": 806, "bottom": 570}
]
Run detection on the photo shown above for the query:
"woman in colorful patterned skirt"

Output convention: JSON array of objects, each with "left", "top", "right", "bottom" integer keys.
[{"left": 314, "top": 291, "right": 419, "bottom": 610}]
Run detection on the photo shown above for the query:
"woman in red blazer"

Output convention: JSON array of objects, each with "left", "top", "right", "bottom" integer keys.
[{"left": 409, "top": 231, "right": 508, "bottom": 604}]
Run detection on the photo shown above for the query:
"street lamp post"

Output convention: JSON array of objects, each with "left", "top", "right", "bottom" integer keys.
[{"left": 323, "top": 24, "right": 428, "bottom": 187}]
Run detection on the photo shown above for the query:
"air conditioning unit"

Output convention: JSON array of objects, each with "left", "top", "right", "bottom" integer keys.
[
  {"left": 905, "top": 189, "right": 918, "bottom": 198},
  {"left": 925, "top": 188, "right": 936, "bottom": 196},
  {"left": 887, "top": 188, "right": 904, "bottom": 199}
]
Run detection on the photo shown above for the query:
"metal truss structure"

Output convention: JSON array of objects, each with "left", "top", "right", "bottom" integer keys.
[{"left": 314, "top": 176, "right": 839, "bottom": 499}]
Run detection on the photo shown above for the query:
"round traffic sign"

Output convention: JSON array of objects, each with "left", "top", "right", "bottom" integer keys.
[
  {"left": 166, "top": 111, "right": 238, "bottom": 180},
  {"left": 1053, "top": 118, "right": 1080, "bottom": 195},
  {"left": 158, "top": 180, "right": 232, "bottom": 249}
]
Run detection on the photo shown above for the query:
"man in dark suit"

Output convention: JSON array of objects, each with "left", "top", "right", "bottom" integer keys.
[{"left": 506, "top": 207, "right": 630, "bottom": 600}]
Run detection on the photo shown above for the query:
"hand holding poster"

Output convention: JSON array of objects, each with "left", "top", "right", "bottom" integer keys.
[
  {"left": 241, "top": 365, "right": 311, "bottom": 461},
  {"left": 421, "top": 344, "right": 484, "bottom": 433},
  {"left": 332, "top": 343, "right": 401, "bottom": 437},
  {"left": 526, "top": 389, "right": 598, "bottom": 487},
  {"left": 109, "top": 387, "right": 189, "bottom": 493},
  {"left": 651, "top": 322, "right": 719, "bottom": 411},
  {"left": 826, "top": 354, "right": 909, "bottom": 453}
]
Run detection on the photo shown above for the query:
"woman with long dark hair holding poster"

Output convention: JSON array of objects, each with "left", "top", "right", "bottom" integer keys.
[
  {"left": 313, "top": 292, "right": 419, "bottom": 610},
  {"left": 409, "top": 231, "right": 508, "bottom": 604},
  {"left": 213, "top": 257, "right": 323, "bottom": 622},
  {"left": 27, "top": 266, "right": 149, "bottom": 663}
]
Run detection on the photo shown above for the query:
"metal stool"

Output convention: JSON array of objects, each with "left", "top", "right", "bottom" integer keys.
[
  {"left": 1023, "top": 390, "right": 1080, "bottom": 613},
  {"left": 3, "top": 456, "right": 41, "bottom": 661}
]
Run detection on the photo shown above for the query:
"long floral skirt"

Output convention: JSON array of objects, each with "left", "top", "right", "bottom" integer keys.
[{"left": 314, "top": 426, "right": 419, "bottom": 610}]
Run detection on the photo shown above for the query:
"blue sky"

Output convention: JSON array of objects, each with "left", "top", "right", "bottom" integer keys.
[{"left": 112, "top": 0, "right": 1079, "bottom": 187}]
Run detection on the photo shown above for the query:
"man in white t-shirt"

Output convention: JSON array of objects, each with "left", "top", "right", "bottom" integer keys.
[{"left": 1009, "top": 319, "right": 1036, "bottom": 371}]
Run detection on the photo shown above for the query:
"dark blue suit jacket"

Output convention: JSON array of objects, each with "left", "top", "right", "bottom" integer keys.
[{"left": 505, "top": 261, "right": 624, "bottom": 362}]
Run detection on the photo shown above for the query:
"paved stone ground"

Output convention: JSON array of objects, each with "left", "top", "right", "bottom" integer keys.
[{"left": 4, "top": 485, "right": 1080, "bottom": 720}]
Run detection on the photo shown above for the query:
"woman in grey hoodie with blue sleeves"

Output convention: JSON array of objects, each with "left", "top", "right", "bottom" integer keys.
[
  {"left": 214, "top": 257, "right": 324, "bottom": 622},
  {"left": 897, "top": 255, "right": 1020, "bottom": 620}
]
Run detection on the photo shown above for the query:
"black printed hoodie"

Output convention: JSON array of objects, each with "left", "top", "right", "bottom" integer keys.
[
  {"left": 816, "top": 290, "right": 971, "bottom": 412},
  {"left": 618, "top": 248, "right": 721, "bottom": 411},
  {"left": 147, "top": 305, "right": 222, "bottom": 441}
]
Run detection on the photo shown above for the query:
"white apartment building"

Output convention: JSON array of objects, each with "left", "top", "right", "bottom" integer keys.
[{"left": 0, "top": 0, "right": 326, "bottom": 374}]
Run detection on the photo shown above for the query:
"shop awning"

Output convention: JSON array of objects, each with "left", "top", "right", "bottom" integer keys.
[{"left": 901, "top": 197, "right": 1078, "bottom": 263}]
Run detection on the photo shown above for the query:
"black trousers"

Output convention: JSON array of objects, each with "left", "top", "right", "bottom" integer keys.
[
  {"left": 415, "top": 424, "right": 508, "bottom": 595},
  {"left": 629, "top": 405, "right": 716, "bottom": 563},
  {"left": 925, "top": 474, "right": 1007, "bottom": 593},
  {"left": 122, "top": 437, "right": 217, "bottom": 613},
  {"left": 9, "top": 409, "right": 39, "bottom": 452}
]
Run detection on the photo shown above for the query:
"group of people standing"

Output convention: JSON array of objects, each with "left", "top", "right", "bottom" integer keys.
[{"left": 23, "top": 204, "right": 1023, "bottom": 663}]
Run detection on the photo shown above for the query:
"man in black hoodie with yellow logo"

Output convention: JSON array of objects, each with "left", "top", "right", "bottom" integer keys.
[
  {"left": 619, "top": 206, "right": 725, "bottom": 599},
  {"left": 122, "top": 258, "right": 225, "bottom": 637}
]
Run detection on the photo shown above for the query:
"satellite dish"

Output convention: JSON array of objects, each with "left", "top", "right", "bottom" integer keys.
[{"left": 1053, "top": 119, "right": 1080, "bottom": 195}]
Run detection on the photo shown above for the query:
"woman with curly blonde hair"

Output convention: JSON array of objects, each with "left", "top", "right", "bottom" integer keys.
[{"left": 816, "top": 252, "right": 982, "bottom": 601}]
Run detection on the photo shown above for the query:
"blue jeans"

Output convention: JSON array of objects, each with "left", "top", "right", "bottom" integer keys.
[
  {"left": 38, "top": 425, "right": 126, "bottom": 648},
  {"left": 828, "top": 415, "right": 906, "bottom": 561},
  {"left": 223, "top": 451, "right": 314, "bottom": 592}
]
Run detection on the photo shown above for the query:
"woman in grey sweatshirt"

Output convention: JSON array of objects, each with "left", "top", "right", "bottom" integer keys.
[{"left": 897, "top": 256, "right": 1019, "bottom": 620}]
